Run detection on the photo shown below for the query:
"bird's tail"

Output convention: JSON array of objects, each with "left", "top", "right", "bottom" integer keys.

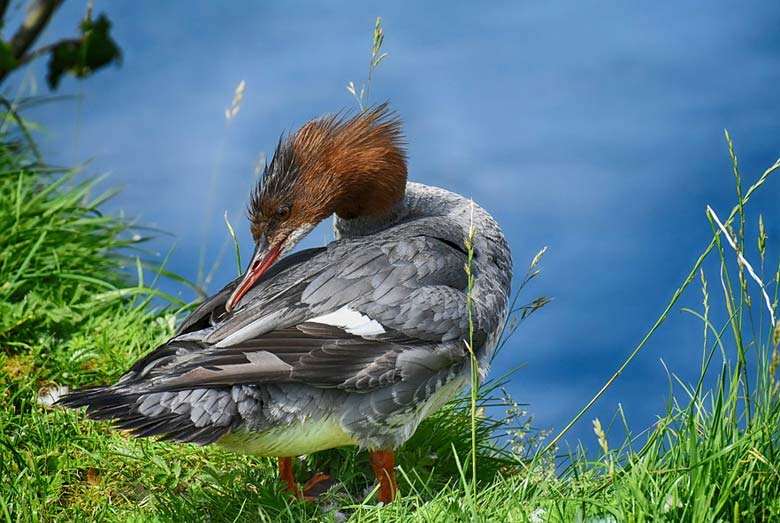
[{"left": 57, "top": 384, "right": 235, "bottom": 446}]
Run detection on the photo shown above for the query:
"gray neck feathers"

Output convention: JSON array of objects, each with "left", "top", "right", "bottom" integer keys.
[
  {"left": 332, "top": 193, "right": 410, "bottom": 239},
  {"left": 333, "top": 182, "right": 496, "bottom": 240},
  {"left": 334, "top": 183, "right": 510, "bottom": 263}
]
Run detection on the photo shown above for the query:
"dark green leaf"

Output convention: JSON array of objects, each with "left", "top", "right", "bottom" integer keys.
[{"left": 46, "top": 13, "right": 121, "bottom": 90}]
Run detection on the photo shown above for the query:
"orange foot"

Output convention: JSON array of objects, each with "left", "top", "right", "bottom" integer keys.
[
  {"left": 278, "top": 457, "right": 336, "bottom": 501},
  {"left": 301, "top": 472, "right": 337, "bottom": 501}
]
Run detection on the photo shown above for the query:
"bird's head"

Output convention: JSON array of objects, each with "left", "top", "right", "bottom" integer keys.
[{"left": 225, "top": 103, "right": 407, "bottom": 312}]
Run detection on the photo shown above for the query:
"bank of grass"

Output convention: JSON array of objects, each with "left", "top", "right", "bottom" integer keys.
[{"left": 1, "top": 119, "right": 779, "bottom": 522}]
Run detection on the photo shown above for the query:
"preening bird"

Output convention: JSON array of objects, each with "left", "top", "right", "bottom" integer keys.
[{"left": 59, "top": 104, "right": 512, "bottom": 503}]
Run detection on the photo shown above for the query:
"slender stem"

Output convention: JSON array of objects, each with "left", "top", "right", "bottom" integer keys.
[
  {"left": 224, "top": 211, "right": 242, "bottom": 277},
  {"left": 10, "top": 0, "right": 63, "bottom": 57},
  {"left": 197, "top": 124, "right": 228, "bottom": 294},
  {"left": 464, "top": 201, "right": 478, "bottom": 512}
]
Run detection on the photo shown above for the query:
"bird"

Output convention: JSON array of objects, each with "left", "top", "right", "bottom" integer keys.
[{"left": 59, "top": 103, "right": 513, "bottom": 504}]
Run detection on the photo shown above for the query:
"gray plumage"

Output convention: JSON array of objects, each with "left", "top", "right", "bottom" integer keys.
[{"left": 60, "top": 182, "right": 512, "bottom": 452}]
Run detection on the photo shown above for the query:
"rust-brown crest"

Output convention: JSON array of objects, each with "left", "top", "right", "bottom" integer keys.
[
  {"left": 249, "top": 104, "right": 407, "bottom": 242},
  {"left": 291, "top": 103, "right": 408, "bottom": 220}
]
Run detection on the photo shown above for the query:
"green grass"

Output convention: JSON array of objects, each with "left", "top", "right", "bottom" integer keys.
[{"left": 2, "top": 113, "right": 780, "bottom": 523}]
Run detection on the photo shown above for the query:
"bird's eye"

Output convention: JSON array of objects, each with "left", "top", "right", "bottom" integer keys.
[{"left": 275, "top": 205, "right": 291, "bottom": 220}]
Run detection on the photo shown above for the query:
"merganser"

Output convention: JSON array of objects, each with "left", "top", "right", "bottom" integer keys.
[{"left": 60, "top": 104, "right": 512, "bottom": 503}]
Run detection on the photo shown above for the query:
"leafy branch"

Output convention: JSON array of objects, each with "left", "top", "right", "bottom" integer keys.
[{"left": 0, "top": 0, "right": 121, "bottom": 90}]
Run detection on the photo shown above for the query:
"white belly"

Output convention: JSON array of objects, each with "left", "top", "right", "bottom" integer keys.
[{"left": 217, "top": 416, "right": 358, "bottom": 457}]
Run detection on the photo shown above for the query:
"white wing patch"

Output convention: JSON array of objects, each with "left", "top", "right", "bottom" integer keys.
[{"left": 308, "top": 307, "right": 386, "bottom": 336}]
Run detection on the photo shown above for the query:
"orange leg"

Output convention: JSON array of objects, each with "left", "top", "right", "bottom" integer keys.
[
  {"left": 369, "top": 450, "right": 398, "bottom": 503},
  {"left": 278, "top": 457, "right": 301, "bottom": 496}
]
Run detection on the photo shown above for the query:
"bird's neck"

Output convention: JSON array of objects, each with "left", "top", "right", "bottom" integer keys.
[
  {"left": 333, "top": 181, "right": 478, "bottom": 238},
  {"left": 332, "top": 191, "right": 409, "bottom": 239}
]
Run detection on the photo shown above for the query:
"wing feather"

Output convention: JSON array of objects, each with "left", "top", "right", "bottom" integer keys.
[{"left": 116, "top": 219, "right": 475, "bottom": 393}]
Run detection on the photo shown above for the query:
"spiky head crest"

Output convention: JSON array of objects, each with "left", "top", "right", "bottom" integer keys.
[{"left": 248, "top": 103, "right": 407, "bottom": 242}]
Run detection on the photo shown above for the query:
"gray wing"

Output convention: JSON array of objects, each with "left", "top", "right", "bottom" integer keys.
[
  {"left": 206, "top": 218, "right": 473, "bottom": 345},
  {"left": 124, "top": 218, "right": 475, "bottom": 393}
]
